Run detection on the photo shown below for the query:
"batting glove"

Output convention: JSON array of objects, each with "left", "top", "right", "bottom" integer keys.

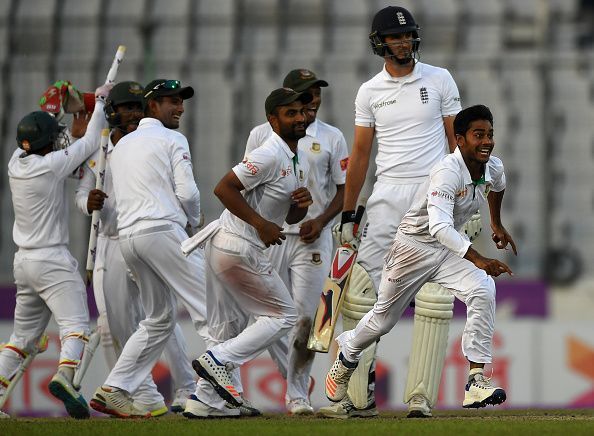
[{"left": 340, "top": 210, "right": 358, "bottom": 250}]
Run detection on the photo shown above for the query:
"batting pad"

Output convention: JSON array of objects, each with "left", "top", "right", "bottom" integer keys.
[
  {"left": 404, "top": 282, "right": 454, "bottom": 407},
  {"left": 343, "top": 263, "right": 377, "bottom": 409}
]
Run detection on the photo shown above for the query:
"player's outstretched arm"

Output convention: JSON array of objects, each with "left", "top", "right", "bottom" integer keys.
[{"left": 464, "top": 247, "right": 513, "bottom": 277}]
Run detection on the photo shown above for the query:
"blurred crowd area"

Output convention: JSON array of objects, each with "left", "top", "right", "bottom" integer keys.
[{"left": 0, "top": 0, "right": 593, "bottom": 308}]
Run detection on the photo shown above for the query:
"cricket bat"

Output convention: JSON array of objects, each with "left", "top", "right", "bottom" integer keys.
[{"left": 307, "top": 205, "right": 365, "bottom": 353}]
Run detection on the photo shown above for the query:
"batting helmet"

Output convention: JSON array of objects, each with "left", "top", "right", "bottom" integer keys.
[
  {"left": 16, "top": 111, "right": 62, "bottom": 153},
  {"left": 369, "top": 6, "right": 421, "bottom": 57},
  {"left": 104, "top": 81, "right": 144, "bottom": 128}
]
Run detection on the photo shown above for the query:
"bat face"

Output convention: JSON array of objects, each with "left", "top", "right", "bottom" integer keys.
[{"left": 308, "top": 246, "right": 357, "bottom": 352}]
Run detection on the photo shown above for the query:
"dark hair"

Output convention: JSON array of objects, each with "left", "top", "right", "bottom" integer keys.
[
  {"left": 144, "top": 96, "right": 163, "bottom": 116},
  {"left": 453, "top": 105, "right": 493, "bottom": 136}
]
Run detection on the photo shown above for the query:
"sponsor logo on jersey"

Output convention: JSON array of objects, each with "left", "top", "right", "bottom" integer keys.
[
  {"left": 431, "top": 190, "right": 454, "bottom": 201},
  {"left": 311, "top": 142, "right": 321, "bottom": 153},
  {"left": 420, "top": 87, "right": 429, "bottom": 104},
  {"left": 280, "top": 165, "right": 292, "bottom": 177},
  {"left": 311, "top": 252, "right": 322, "bottom": 265},
  {"left": 456, "top": 188, "right": 467, "bottom": 198},
  {"left": 372, "top": 99, "right": 397, "bottom": 110},
  {"left": 340, "top": 157, "right": 349, "bottom": 171},
  {"left": 242, "top": 158, "right": 259, "bottom": 175}
]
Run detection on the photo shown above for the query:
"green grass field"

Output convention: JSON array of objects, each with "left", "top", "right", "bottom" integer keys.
[{"left": 2, "top": 410, "right": 594, "bottom": 436}]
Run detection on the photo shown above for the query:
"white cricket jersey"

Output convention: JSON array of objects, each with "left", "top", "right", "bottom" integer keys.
[
  {"left": 355, "top": 62, "right": 461, "bottom": 181},
  {"left": 220, "top": 131, "right": 309, "bottom": 248},
  {"left": 244, "top": 119, "right": 348, "bottom": 234},
  {"left": 399, "top": 147, "right": 506, "bottom": 257},
  {"left": 8, "top": 102, "right": 106, "bottom": 249},
  {"left": 110, "top": 118, "right": 201, "bottom": 232},
  {"left": 75, "top": 136, "right": 118, "bottom": 237}
]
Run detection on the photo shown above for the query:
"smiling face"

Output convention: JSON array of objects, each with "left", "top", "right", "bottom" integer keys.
[
  {"left": 457, "top": 119, "right": 495, "bottom": 165},
  {"left": 268, "top": 101, "right": 307, "bottom": 147},
  {"left": 148, "top": 95, "right": 185, "bottom": 129}
]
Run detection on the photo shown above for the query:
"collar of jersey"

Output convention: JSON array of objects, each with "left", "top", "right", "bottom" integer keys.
[
  {"left": 138, "top": 117, "right": 164, "bottom": 129},
  {"left": 305, "top": 119, "right": 319, "bottom": 137},
  {"left": 454, "top": 147, "right": 492, "bottom": 186},
  {"left": 270, "top": 130, "right": 295, "bottom": 160},
  {"left": 381, "top": 61, "right": 422, "bottom": 84}
]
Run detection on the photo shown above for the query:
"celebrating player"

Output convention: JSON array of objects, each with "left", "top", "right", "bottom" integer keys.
[
  {"left": 320, "top": 6, "right": 464, "bottom": 418},
  {"left": 0, "top": 83, "right": 111, "bottom": 419},
  {"left": 184, "top": 88, "right": 313, "bottom": 418},
  {"left": 90, "top": 79, "right": 210, "bottom": 418},
  {"left": 326, "top": 104, "right": 516, "bottom": 410},
  {"left": 245, "top": 69, "right": 349, "bottom": 415},
  {"left": 75, "top": 81, "right": 197, "bottom": 416}
]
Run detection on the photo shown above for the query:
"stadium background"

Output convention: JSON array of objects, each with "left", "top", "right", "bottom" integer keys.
[{"left": 0, "top": 0, "right": 593, "bottom": 416}]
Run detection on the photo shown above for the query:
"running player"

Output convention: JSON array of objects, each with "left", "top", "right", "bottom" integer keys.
[
  {"left": 0, "top": 83, "right": 111, "bottom": 419},
  {"left": 75, "top": 81, "right": 197, "bottom": 415},
  {"left": 326, "top": 104, "right": 516, "bottom": 410},
  {"left": 184, "top": 88, "right": 313, "bottom": 418},
  {"left": 245, "top": 69, "right": 348, "bottom": 414}
]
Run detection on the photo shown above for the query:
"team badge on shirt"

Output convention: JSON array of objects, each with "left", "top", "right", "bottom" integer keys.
[
  {"left": 311, "top": 252, "right": 322, "bottom": 265},
  {"left": 420, "top": 87, "right": 429, "bottom": 104},
  {"left": 311, "top": 142, "right": 321, "bottom": 153},
  {"left": 340, "top": 157, "right": 349, "bottom": 171}
]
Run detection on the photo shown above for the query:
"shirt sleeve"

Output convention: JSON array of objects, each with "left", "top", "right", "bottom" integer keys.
[
  {"left": 171, "top": 134, "right": 201, "bottom": 227},
  {"left": 330, "top": 130, "right": 349, "bottom": 185},
  {"left": 233, "top": 146, "right": 277, "bottom": 191},
  {"left": 74, "top": 159, "right": 97, "bottom": 216},
  {"left": 427, "top": 166, "right": 471, "bottom": 257},
  {"left": 354, "top": 84, "right": 375, "bottom": 127},
  {"left": 488, "top": 156, "right": 506, "bottom": 192},
  {"left": 439, "top": 69, "right": 462, "bottom": 117},
  {"left": 244, "top": 124, "right": 271, "bottom": 158},
  {"left": 46, "top": 101, "right": 107, "bottom": 179}
]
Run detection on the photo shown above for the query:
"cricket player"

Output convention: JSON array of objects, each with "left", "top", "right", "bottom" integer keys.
[
  {"left": 323, "top": 6, "right": 464, "bottom": 418},
  {"left": 0, "top": 83, "right": 110, "bottom": 419},
  {"left": 90, "top": 79, "right": 209, "bottom": 418},
  {"left": 326, "top": 104, "right": 516, "bottom": 410},
  {"left": 184, "top": 88, "right": 313, "bottom": 418},
  {"left": 244, "top": 69, "right": 349, "bottom": 415},
  {"left": 75, "top": 81, "right": 197, "bottom": 416}
]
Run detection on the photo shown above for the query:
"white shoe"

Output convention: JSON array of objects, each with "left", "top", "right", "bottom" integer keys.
[
  {"left": 192, "top": 351, "right": 242, "bottom": 406},
  {"left": 318, "top": 396, "right": 378, "bottom": 419},
  {"left": 132, "top": 400, "right": 168, "bottom": 417},
  {"left": 463, "top": 372, "right": 506, "bottom": 408},
  {"left": 90, "top": 386, "right": 151, "bottom": 418},
  {"left": 407, "top": 394, "right": 432, "bottom": 418},
  {"left": 171, "top": 388, "right": 194, "bottom": 413},
  {"left": 48, "top": 371, "right": 90, "bottom": 419},
  {"left": 183, "top": 394, "right": 240, "bottom": 419},
  {"left": 325, "top": 353, "right": 357, "bottom": 402},
  {"left": 287, "top": 398, "right": 314, "bottom": 415}
]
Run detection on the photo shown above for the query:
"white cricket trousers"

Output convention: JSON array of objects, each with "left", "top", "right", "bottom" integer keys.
[
  {"left": 338, "top": 232, "right": 496, "bottom": 365},
  {"left": 357, "top": 181, "right": 426, "bottom": 289},
  {"left": 0, "top": 247, "right": 89, "bottom": 381},
  {"left": 94, "top": 235, "right": 196, "bottom": 402},
  {"left": 266, "top": 229, "right": 332, "bottom": 402},
  {"left": 194, "top": 230, "right": 297, "bottom": 409},
  {"left": 105, "top": 222, "right": 209, "bottom": 394}
]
